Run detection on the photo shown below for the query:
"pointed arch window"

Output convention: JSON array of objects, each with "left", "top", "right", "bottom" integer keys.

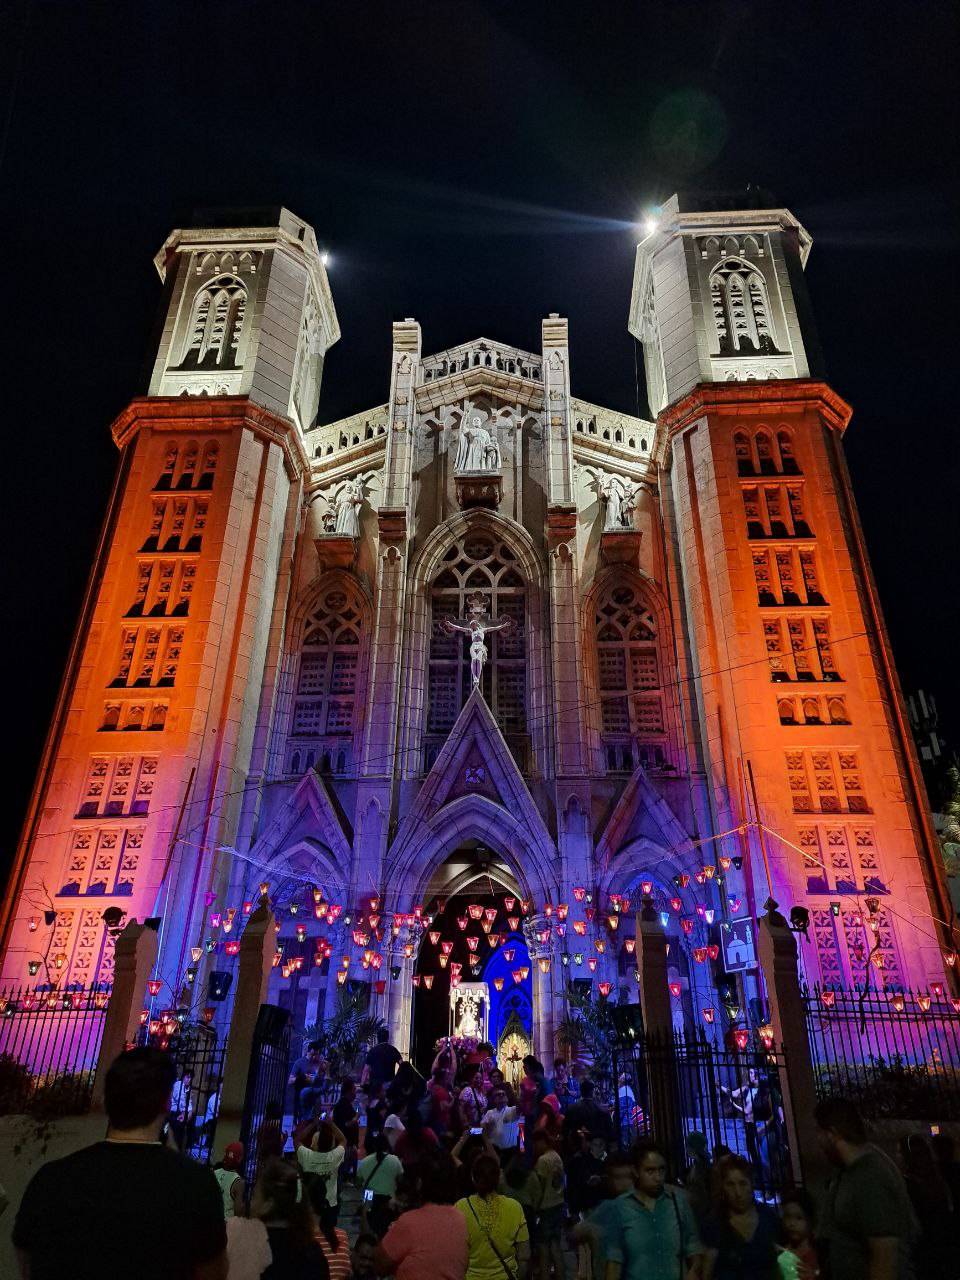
[
  {"left": 178, "top": 275, "right": 247, "bottom": 370},
  {"left": 427, "top": 533, "right": 527, "bottom": 762},
  {"left": 287, "top": 583, "right": 365, "bottom": 774},
  {"left": 710, "top": 260, "right": 780, "bottom": 356},
  {"left": 594, "top": 582, "right": 666, "bottom": 772}
]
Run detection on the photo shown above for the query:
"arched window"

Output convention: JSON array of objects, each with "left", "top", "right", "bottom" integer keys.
[
  {"left": 776, "top": 430, "right": 799, "bottom": 474},
  {"left": 778, "top": 698, "right": 797, "bottom": 725},
  {"left": 427, "top": 533, "right": 527, "bottom": 756},
  {"left": 595, "top": 582, "right": 665, "bottom": 771},
  {"left": 198, "top": 443, "right": 219, "bottom": 490},
  {"left": 287, "top": 583, "right": 365, "bottom": 774},
  {"left": 755, "top": 431, "right": 775, "bottom": 475},
  {"left": 179, "top": 275, "right": 247, "bottom": 370},
  {"left": 709, "top": 261, "right": 780, "bottom": 356},
  {"left": 734, "top": 431, "right": 754, "bottom": 476}
]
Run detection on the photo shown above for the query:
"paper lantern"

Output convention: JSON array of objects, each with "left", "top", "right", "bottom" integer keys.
[
  {"left": 423, "top": 974, "right": 434, "bottom": 989},
  {"left": 598, "top": 981, "right": 612, "bottom": 998},
  {"left": 707, "top": 944, "right": 720, "bottom": 961},
  {"left": 557, "top": 903, "right": 569, "bottom": 920},
  {"left": 147, "top": 979, "right": 162, "bottom": 996},
  {"left": 951, "top": 997, "right": 960, "bottom": 1014},
  {"left": 702, "top": 1007, "right": 715, "bottom": 1024},
  {"left": 140, "top": 1009, "right": 149, "bottom": 1025},
  {"left": 680, "top": 919, "right": 694, "bottom": 936},
  {"left": 149, "top": 1019, "right": 162, "bottom": 1036},
  {"left": 917, "top": 994, "right": 932, "bottom": 1012},
  {"left": 507, "top": 916, "right": 520, "bottom": 931},
  {"left": 931, "top": 982, "right": 945, "bottom": 999},
  {"left": 758, "top": 1023, "right": 775, "bottom": 1050},
  {"left": 574, "top": 953, "right": 584, "bottom": 966},
  {"left": 719, "top": 856, "right": 732, "bottom": 871},
  {"left": 488, "top": 933, "right": 500, "bottom": 948},
  {"left": 538, "top": 958, "right": 551, "bottom": 974},
  {"left": 441, "top": 941, "right": 454, "bottom": 955},
  {"left": 587, "top": 957, "right": 598, "bottom": 972},
  {"left": 404, "top": 942, "right": 415, "bottom": 958},
  {"left": 512, "top": 969, "right": 523, "bottom": 984},
  {"left": 521, "top": 900, "right": 531, "bottom": 915},
  {"left": 457, "top": 916, "right": 468, "bottom": 931},
  {"left": 668, "top": 981, "right": 682, "bottom": 998},
  {"left": 439, "top": 955, "right": 449, "bottom": 968},
  {"left": 481, "top": 920, "right": 493, "bottom": 934},
  {"left": 28, "top": 917, "right": 39, "bottom": 932},
  {"left": 669, "top": 897, "right": 682, "bottom": 913},
  {"left": 467, "top": 936, "right": 479, "bottom": 952},
  {"left": 555, "top": 923, "right": 566, "bottom": 938},
  {"left": 584, "top": 907, "right": 596, "bottom": 922},
  {"left": 607, "top": 914, "right": 619, "bottom": 931},
  {"left": 572, "top": 887, "right": 586, "bottom": 902},
  {"left": 429, "top": 931, "right": 441, "bottom": 946},
  {"left": 520, "top": 966, "right": 530, "bottom": 980},
  {"left": 504, "top": 897, "right": 516, "bottom": 911},
  {"left": 210, "top": 913, "right": 222, "bottom": 928},
  {"left": 204, "top": 891, "right": 217, "bottom": 907},
  {"left": 493, "top": 977, "right": 505, "bottom": 991},
  {"left": 594, "top": 939, "right": 606, "bottom": 955},
  {"left": 820, "top": 990, "right": 836, "bottom": 1008},
  {"left": 625, "top": 938, "right": 636, "bottom": 954},
  {"left": 468, "top": 904, "right": 483, "bottom": 920},
  {"left": 225, "top": 940, "right": 240, "bottom": 956},
  {"left": 944, "top": 950, "right": 958, "bottom": 967},
  {"left": 544, "top": 903, "right": 554, "bottom": 918},
  {"left": 728, "top": 898, "right": 743, "bottom": 913},
  {"left": 640, "top": 880, "right": 654, "bottom": 897},
  {"left": 703, "top": 864, "right": 716, "bottom": 880},
  {"left": 703, "top": 909, "right": 715, "bottom": 925},
  {"left": 450, "top": 961, "right": 462, "bottom": 976},
  {"left": 483, "top": 907, "right": 498, "bottom": 924},
  {"left": 337, "top": 970, "right": 348, "bottom": 985},
  {"left": 412, "top": 975, "right": 421, "bottom": 987},
  {"left": 733, "top": 1028, "right": 750, "bottom": 1051},
  {"left": 573, "top": 920, "right": 587, "bottom": 936}
]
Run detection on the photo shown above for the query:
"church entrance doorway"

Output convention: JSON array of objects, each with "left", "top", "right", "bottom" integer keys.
[{"left": 411, "top": 871, "right": 533, "bottom": 1082}]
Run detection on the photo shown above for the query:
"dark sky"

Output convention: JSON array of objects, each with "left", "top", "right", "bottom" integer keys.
[{"left": 2, "top": 0, "right": 958, "bottom": 874}]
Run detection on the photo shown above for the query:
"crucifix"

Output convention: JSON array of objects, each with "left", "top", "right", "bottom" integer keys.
[{"left": 442, "top": 593, "right": 514, "bottom": 690}]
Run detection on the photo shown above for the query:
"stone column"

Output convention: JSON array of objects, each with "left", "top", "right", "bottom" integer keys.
[
  {"left": 91, "top": 919, "right": 159, "bottom": 1109},
  {"left": 214, "top": 897, "right": 276, "bottom": 1151},
  {"left": 634, "top": 899, "right": 682, "bottom": 1165},
  {"left": 757, "top": 898, "right": 828, "bottom": 1189}
]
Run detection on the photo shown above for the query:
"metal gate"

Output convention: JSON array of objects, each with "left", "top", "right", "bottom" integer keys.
[{"left": 239, "top": 1004, "right": 291, "bottom": 1192}]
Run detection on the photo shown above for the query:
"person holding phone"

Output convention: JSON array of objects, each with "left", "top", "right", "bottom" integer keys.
[{"left": 357, "top": 1134, "right": 404, "bottom": 1238}]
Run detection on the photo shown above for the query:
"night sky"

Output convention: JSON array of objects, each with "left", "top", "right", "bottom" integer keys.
[{"left": 2, "top": 0, "right": 957, "bottom": 876}]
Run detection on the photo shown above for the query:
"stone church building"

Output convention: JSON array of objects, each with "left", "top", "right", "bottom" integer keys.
[{"left": 0, "top": 195, "right": 949, "bottom": 1062}]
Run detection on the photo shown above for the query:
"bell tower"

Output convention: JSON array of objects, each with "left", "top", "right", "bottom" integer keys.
[
  {"left": 0, "top": 209, "right": 338, "bottom": 996},
  {"left": 633, "top": 193, "right": 952, "bottom": 992}
]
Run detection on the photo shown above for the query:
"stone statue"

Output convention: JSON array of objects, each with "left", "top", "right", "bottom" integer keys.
[
  {"left": 333, "top": 476, "right": 363, "bottom": 537},
  {"left": 455, "top": 413, "right": 501, "bottom": 474},
  {"left": 598, "top": 473, "right": 639, "bottom": 530},
  {"left": 442, "top": 593, "right": 513, "bottom": 688}
]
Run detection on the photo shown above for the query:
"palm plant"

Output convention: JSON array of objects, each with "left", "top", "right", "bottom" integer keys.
[
  {"left": 554, "top": 982, "right": 616, "bottom": 1086},
  {"left": 301, "top": 986, "right": 386, "bottom": 1076}
]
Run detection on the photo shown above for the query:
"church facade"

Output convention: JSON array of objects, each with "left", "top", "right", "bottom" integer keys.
[{"left": 0, "top": 196, "right": 949, "bottom": 1058}]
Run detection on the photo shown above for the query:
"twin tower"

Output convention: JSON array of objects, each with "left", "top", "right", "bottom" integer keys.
[{"left": 0, "top": 195, "right": 949, "bottom": 1050}]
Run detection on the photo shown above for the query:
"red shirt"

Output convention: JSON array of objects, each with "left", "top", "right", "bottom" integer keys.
[{"left": 382, "top": 1204, "right": 469, "bottom": 1280}]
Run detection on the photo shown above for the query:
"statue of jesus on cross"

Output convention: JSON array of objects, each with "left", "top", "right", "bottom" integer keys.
[{"left": 442, "top": 593, "right": 514, "bottom": 689}]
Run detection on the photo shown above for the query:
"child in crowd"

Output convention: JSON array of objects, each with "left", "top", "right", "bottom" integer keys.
[
  {"left": 569, "top": 1153, "right": 633, "bottom": 1280},
  {"left": 776, "top": 1188, "right": 819, "bottom": 1279}
]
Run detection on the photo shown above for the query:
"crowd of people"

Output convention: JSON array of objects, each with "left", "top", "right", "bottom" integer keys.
[{"left": 10, "top": 1036, "right": 960, "bottom": 1280}]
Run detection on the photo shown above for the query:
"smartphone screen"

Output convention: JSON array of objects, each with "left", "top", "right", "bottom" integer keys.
[
  {"left": 470, "top": 1127, "right": 483, "bottom": 1135},
  {"left": 363, "top": 1189, "right": 374, "bottom": 1202}
]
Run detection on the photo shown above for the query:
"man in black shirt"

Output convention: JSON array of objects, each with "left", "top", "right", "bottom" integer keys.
[
  {"left": 13, "top": 1047, "right": 227, "bottom": 1280},
  {"left": 564, "top": 1078, "right": 614, "bottom": 1152},
  {"left": 362, "top": 1028, "right": 402, "bottom": 1093}
]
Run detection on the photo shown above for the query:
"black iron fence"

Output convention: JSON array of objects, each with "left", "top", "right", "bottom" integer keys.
[
  {"left": 135, "top": 1019, "right": 229, "bottom": 1161},
  {"left": 0, "top": 984, "right": 110, "bottom": 1116},
  {"left": 239, "top": 1005, "right": 292, "bottom": 1194},
  {"left": 803, "top": 984, "right": 960, "bottom": 1120},
  {"left": 615, "top": 1028, "right": 795, "bottom": 1200}
]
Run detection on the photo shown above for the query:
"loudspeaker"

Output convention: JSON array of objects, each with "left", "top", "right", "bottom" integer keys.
[
  {"left": 254, "top": 1003, "right": 290, "bottom": 1045},
  {"left": 207, "top": 970, "right": 233, "bottom": 1002}
]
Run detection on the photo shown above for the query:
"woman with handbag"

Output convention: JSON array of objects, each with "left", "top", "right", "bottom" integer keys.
[{"left": 457, "top": 1153, "right": 531, "bottom": 1280}]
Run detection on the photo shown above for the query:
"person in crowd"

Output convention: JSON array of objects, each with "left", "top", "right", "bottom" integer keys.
[
  {"left": 569, "top": 1153, "right": 633, "bottom": 1280},
  {"left": 565, "top": 1132, "right": 607, "bottom": 1219},
  {"left": 815, "top": 1095, "right": 917, "bottom": 1280},
  {"left": 532, "top": 1128, "right": 567, "bottom": 1280},
  {"left": 548, "top": 1058, "right": 578, "bottom": 1114},
  {"left": 425, "top": 1062, "right": 454, "bottom": 1137},
  {"left": 317, "top": 1201, "right": 353, "bottom": 1280},
  {"left": 681, "top": 1133, "right": 712, "bottom": 1229},
  {"left": 394, "top": 1105, "right": 439, "bottom": 1168},
  {"left": 708, "top": 1146, "right": 733, "bottom": 1209},
  {"left": 352, "top": 1232, "right": 380, "bottom": 1280},
  {"left": 334, "top": 1077, "right": 361, "bottom": 1177},
  {"left": 383, "top": 1105, "right": 407, "bottom": 1152},
  {"left": 213, "top": 1140, "right": 247, "bottom": 1219},
  {"left": 460, "top": 1066, "right": 488, "bottom": 1132},
  {"left": 258, "top": 1098, "right": 289, "bottom": 1163},
  {"left": 291, "top": 1043, "right": 327, "bottom": 1122},
  {"left": 775, "top": 1188, "right": 819, "bottom": 1280},
  {"left": 357, "top": 1132, "right": 404, "bottom": 1237},
  {"left": 477, "top": 1041, "right": 497, "bottom": 1089},
  {"left": 519, "top": 1056, "right": 548, "bottom": 1119},
  {"left": 387, "top": 1061, "right": 424, "bottom": 1117},
  {"left": 534, "top": 1093, "right": 563, "bottom": 1149},
  {"left": 482, "top": 1085, "right": 521, "bottom": 1152},
  {"left": 564, "top": 1079, "right": 613, "bottom": 1151},
  {"left": 365, "top": 1079, "right": 389, "bottom": 1146},
  {"left": 453, "top": 1131, "right": 496, "bottom": 1201},
  {"left": 701, "top": 1154, "right": 778, "bottom": 1279},
  {"left": 603, "top": 1139, "right": 702, "bottom": 1280},
  {"left": 500, "top": 1145, "right": 542, "bottom": 1245},
  {"left": 364, "top": 1027, "right": 404, "bottom": 1095},
  {"left": 487, "top": 1067, "right": 517, "bottom": 1108},
  {"left": 170, "top": 1068, "right": 195, "bottom": 1148},
  {"left": 615, "top": 1074, "right": 640, "bottom": 1145},
  {"left": 13, "top": 1047, "right": 228, "bottom": 1280},
  {"left": 377, "top": 1154, "right": 470, "bottom": 1280},
  {"left": 226, "top": 1202, "right": 273, "bottom": 1280},
  {"left": 199, "top": 1081, "right": 221, "bottom": 1150},
  {"left": 251, "top": 1158, "right": 329, "bottom": 1280},
  {"left": 297, "top": 1118, "right": 348, "bottom": 1222},
  {"left": 899, "top": 1132, "right": 954, "bottom": 1275},
  {"left": 457, "top": 1152, "right": 531, "bottom": 1280}
]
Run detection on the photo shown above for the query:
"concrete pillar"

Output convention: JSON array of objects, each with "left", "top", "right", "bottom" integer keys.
[
  {"left": 91, "top": 919, "right": 159, "bottom": 1109},
  {"left": 214, "top": 897, "right": 276, "bottom": 1151},
  {"left": 757, "top": 897, "right": 828, "bottom": 1189},
  {"left": 634, "top": 899, "right": 682, "bottom": 1164}
]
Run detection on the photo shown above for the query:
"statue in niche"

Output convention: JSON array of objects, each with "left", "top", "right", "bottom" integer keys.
[
  {"left": 455, "top": 413, "right": 502, "bottom": 474},
  {"left": 333, "top": 476, "right": 364, "bottom": 537},
  {"left": 598, "top": 473, "right": 639, "bottom": 530},
  {"left": 443, "top": 593, "right": 513, "bottom": 689}
]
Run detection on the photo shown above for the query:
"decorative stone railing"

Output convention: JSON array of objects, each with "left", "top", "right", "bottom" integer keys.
[
  {"left": 308, "top": 405, "right": 389, "bottom": 459},
  {"left": 571, "top": 399, "right": 655, "bottom": 457},
  {"left": 421, "top": 340, "right": 542, "bottom": 384}
]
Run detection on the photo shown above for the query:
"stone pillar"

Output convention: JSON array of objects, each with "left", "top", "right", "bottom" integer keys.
[
  {"left": 757, "top": 898, "right": 828, "bottom": 1188},
  {"left": 214, "top": 898, "right": 276, "bottom": 1151},
  {"left": 91, "top": 919, "right": 159, "bottom": 1109},
  {"left": 634, "top": 899, "right": 682, "bottom": 1165}
]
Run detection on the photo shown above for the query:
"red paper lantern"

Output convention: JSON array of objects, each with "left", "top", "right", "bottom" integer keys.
[
  {"left": 502, "top": 948, "right": 515, "bottom": 962},
  {"left": 820, "top": 990, "right": 836, "bottom": 1008},
  {"left": 707, "top": 944, "right": 720, "bottom": 961},
  {"left": 147, "top": 979, "right": 162, "bottom": 996},
  {"left": 429, "top": 931, "right": 441, "bottom": 946},
  {"left": 701, "top": 1007, "right": 715, "bottom": 1024},
  {"left": 587, "top": 957, "right": 598, "bottom": 972},
  {"left": 598, "top": 981, "right": 612, "bottom": 998},
  {"left": 457, "top": 916, "right": 468, "bottom": 931},
  {"left": 441, "top": 941, "right": 454, "bottom": 955},
  {"left": 375, "top": 980, "right": 386, "bottom": 995},
  {"left": 507, "top": 916, "right": 520, "bottom": 931},
  {"left": 512, "top": 969, "right": 523, "bottom": 985},
  {"left": 733, "top": 1028, "right": 750, "bottom": 1051},
  {"left": 493, "top": 977, "right": 505, "bottom": 991},
  {"left": 573, "top": 887, "right": 586, "bottom": 902},
  {"left": 423, "top": 975, "right": 434, "bottom": 989},
  {"left": 468, "top": 904, "right": 483, "bottom": 920},
  {"left": 412, "top": 975, "right": 421, "bottom": 987},
  {"left": 669, "top": 981, "right": 682, "bottom": 998}
]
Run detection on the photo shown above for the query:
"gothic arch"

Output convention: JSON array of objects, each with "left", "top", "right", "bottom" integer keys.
[
  {"left": 400, "top": 510, "right": 551, "bottom": 779},
  {"left": 580, "top": 566, "right": 684, "bottom": 777},
  {"left": 267, "top": 569, "right": 374, "bottom": 779}
]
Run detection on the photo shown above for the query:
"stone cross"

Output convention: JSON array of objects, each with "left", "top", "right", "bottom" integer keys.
[{"left": 442, "top": 593, "right": 513, "bottom": 688}]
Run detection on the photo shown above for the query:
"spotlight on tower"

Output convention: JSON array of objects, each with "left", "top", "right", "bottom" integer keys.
[{"left": 320, "top": 251, "right": 330, "bottom": 267}]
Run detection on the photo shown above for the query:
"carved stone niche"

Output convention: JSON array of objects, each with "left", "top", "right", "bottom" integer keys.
[
  {"left": 314, "top": 533, "right": 357, "bottom": 572},
  {"left": 601, "top": 527, "right": 643, "bottom": 567},
  {"left": 455, "top": 470, "right": 503, "bottom": 510}
]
